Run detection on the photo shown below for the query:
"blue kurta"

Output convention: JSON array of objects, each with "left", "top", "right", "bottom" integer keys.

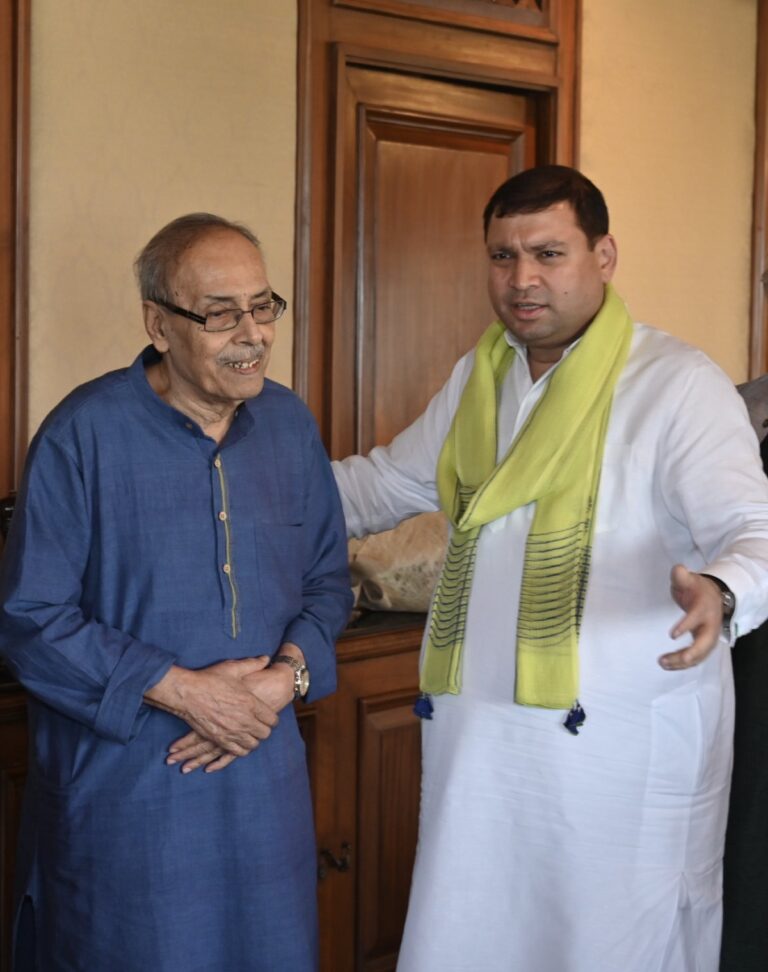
[{"left": 0, "top": 347, "right": 353, "bottom": 971}]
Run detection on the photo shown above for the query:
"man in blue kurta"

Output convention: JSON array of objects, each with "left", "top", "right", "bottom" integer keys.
[{"left": 0, "top": 214, "right": 353, "bottom": 971}]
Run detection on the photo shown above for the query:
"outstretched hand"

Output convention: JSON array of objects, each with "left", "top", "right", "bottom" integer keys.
[{"left": 658, "top": 564, "right": 725, "bottom": 671}]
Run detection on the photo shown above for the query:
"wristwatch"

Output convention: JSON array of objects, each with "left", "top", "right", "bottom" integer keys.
[
  {"left": 272, "top": 654, "right": 310, "bottom": 700},
  {"left": 700, "top": 573, "right": 736, "bottom": 638}
]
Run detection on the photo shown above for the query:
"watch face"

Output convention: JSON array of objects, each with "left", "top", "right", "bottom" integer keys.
[{"left": 297, "top": 667, "right": 310, "bottom": 697}]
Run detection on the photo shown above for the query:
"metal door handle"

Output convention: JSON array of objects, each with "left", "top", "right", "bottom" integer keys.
[{"left": 318, "top": 841, "right": 352, "bottom": 879}]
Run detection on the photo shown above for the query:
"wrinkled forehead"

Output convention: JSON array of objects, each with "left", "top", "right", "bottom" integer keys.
[{"left": 170, "top": 229, "right": 267, "bottom": 299}]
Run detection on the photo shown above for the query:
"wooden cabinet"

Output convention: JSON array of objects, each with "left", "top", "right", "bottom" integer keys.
[
  {"left": 308, "top": 616, "right": 423, "bottom": 972},
  {"left": 0, "top": 678, "right": 26, "bottom": 972},
  {"left": 0, "top": 618, "right": 423, "bottom": 972}
]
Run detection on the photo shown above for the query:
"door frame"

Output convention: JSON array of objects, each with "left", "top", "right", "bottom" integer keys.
[
  {"left": 750, "top": 0, "right": 768, "bottom": 377},
  {"left": 0, "top": 0, "right": 30, "bottom": 494}
]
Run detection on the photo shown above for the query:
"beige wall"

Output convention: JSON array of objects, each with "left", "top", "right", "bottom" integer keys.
[
  {"left": 28, "top": 0, "right": 297, "bottom": 435},
  {"left": 580, "top": 0, "right": 757, "bottom": 380},
  {"left": 26, "top": 0, "right": 758, "bottom": 435}
]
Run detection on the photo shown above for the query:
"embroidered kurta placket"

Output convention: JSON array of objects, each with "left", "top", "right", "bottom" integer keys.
[{"left": 212, "top": 451, "right": 240, "bottom": 637}]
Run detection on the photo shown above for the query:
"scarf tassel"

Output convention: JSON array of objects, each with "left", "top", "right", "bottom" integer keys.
[{"left": 564, "top": 700, "right": 586, "bottom": 735}]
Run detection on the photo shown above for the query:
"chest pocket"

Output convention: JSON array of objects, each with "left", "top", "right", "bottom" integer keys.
[
  {"left": 594, "top": 442, "right": 651, "bottom": 537},
  {"left": 250, "top": 483, "right": 305, "bottom": 637},
  {"left": 224, "top": 416, "right": 308, "bottom": 638}
]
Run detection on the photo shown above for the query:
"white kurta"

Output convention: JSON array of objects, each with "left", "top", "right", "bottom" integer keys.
[{"left": 333, "top": 324, "right": 768, "bottom": 972}]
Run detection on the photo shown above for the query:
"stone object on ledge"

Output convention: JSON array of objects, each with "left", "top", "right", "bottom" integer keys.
[
  {"left": 737, "top": 374, "right": 768, "bottom": 444},
  {"left": 348, "top": 511, "right": 448, "bottom": 614}
]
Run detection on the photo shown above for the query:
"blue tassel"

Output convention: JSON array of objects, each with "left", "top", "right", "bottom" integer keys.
[
  {"left": 564, "top": 700, "right": 586, "bottom": 735},
  {"left": 413, "top": 693, "right": 434, "bottom": 720}
]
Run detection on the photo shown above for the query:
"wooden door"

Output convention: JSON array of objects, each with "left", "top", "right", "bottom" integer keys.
[
  {"left": 332, "top": 66, "right": 541, "bottom": 456},
  {"left": 295, "top": 0, "right": 578, "bottom": 446},
  {"left": 296, "top": 3, "right": 578, "bottom": 969}
]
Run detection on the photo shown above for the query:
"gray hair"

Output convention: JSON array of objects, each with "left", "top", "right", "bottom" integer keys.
[{"left": 134, "top": 213, "right": 261, "bottom": 301}]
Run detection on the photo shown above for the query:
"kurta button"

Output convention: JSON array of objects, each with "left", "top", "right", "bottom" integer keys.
[
  {"left": 222, "top": 563, "right": 231, "bottom": 574},
  {"left": 218, "top": 511, "right": 227, "bottom": 521},
  {"left": 214, "top": 457, "right": 222, "bottom": 468},
  {"left": 185, "top": 423, "right": 193, "bottom": 430}
]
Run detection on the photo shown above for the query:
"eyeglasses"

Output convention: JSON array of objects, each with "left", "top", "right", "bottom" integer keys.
[{"left": 151, "top": 293, "right": 287, "bottom": 332}]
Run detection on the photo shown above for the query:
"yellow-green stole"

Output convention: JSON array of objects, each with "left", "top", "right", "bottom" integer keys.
[{"left": 422, "top": 285, "right": 633, "bottom": 709}]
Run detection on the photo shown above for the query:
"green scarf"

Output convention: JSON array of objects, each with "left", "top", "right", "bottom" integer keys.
[{"left": 422, "top": 284, "right": 633, "bottom": 709}]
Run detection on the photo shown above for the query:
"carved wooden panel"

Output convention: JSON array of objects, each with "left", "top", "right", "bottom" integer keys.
[
  {"left": 332, "top": 0, "right": 554, "bottom": 38},
  {"left": 357, "top": 690, "right": 421, "bottom": 972},
  {"left": 331, "top": 62, "right": 543, "bottom": 457},
  {"left": 312, "top": 621, "right": 422, "bottom": 971}
]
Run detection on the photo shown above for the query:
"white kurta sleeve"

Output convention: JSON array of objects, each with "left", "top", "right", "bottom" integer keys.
[
  {"left": 332, "top": 352, "right": 475, "bottom": 538},
  {"left": 657, "top": 350, "right": 768, "bottom": 638}
]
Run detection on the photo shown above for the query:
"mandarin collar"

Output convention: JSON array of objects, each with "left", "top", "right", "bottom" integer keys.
[{"left": 127, "top": 345, "right": 255, "bottom": 445}]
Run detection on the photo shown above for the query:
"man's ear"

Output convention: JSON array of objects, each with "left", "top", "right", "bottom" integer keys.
[
  {"left": 143, "top": 301, "right": 170, "bottom": 352},
  {"left": 595, "top": 234, "right": 618, "bottom": 283}
]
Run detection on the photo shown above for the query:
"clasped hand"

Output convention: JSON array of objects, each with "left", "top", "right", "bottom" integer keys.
[{"left": 145, "top": 655, "right": 295, "bottom": 774}]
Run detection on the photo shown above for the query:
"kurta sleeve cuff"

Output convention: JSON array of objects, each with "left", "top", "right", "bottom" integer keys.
[
  {"left": 701, "top": 561, "right": 768, "bottom": 643},
  {"left": 281, "top": 618, "right": 337, "bottom": 702},
  {"left": 93, "top": 644, "right": 177, "bottom": 744}
]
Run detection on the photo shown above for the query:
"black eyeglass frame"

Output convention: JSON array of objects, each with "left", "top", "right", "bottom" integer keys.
[{"left": 150, "top": 293, "right": 287, "bottom": 331}]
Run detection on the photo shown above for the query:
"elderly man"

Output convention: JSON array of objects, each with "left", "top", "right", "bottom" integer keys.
[
  {"left": 0, "top": 214, "right": 352, "bottom": 971},
  {"left": 333, "top": 166, "right": 768, "bottom": 972}
]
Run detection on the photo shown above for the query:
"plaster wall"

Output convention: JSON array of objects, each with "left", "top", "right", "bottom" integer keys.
[
  {"left": 26, "top": 0, "right": 758, "bottom": 434},
  {"left": 580, "top": 0, "right": 757, "bottom": 379},
  {"left": 27, "top": 0, "right": 297, "bottom": 434}
]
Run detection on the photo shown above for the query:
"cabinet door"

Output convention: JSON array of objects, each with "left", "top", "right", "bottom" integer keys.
[
  {"left": 310, "top": 625, "right": 422, "bottom": 972},
  {"left": 0, "top": 690, "right": 27, "bottom": 972}
]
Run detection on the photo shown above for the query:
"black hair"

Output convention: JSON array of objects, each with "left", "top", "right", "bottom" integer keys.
[{"left": 483, "top": 165, "right": 609, "bottom": 247}]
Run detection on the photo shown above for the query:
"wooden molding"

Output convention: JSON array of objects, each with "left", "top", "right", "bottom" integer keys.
[
  {"left": 0, "top": 0, "right": 30, "bottom": 495},
  {"left": 14, "top": 0, "right": 30, "bottom": 483},
  {"left": 751, "top": 0, "right": 768, "bottom": 378},
  {"left": 331, "top": 0, "right": 557, "bottom": 41}
]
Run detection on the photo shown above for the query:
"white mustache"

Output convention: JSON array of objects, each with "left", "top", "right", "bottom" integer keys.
[{"left": 218, "top": 346, "right": 265, "bottom": 366}]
